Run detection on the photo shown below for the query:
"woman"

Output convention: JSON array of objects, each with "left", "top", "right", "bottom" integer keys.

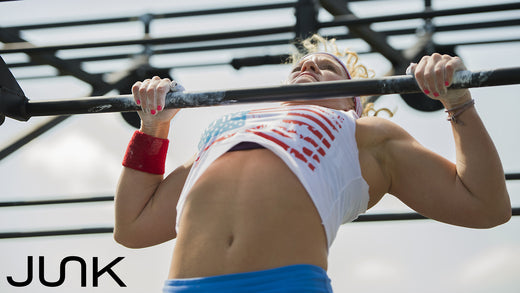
[{"left": 114, "top": 36, "right": 511, "bottom": 292}]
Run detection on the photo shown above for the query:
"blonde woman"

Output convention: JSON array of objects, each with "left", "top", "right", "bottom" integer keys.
[{"left": 114, "top": 35, "right": 511, "bottom": 292}]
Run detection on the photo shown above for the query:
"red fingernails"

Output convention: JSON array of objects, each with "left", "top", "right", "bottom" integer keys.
[
  {"left": 445, "top": 81, "right": 450, "bottom": 86},
  {"left": 433, "top": 92, "right": 440, "bottom": 97},
  {"left": 157, "top": 105, "right": 163, "bottom": 111},
  {"left": 150, "top": 110, "right": 156, "bottom": 115},
  {"left": 136, "top": 100, "right": 141, "bottom": 105},
  {"left": 424, "top": 89, "right": 430, "bottom": 94}
]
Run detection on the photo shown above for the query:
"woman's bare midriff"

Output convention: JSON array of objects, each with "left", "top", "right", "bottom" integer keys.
[{"left": 168, "top": 148, "right": 329, "bottom": 279}]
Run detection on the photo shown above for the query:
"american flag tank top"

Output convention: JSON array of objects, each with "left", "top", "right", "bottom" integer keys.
[{"left": 176, "top": 105, "right": 369, "bottom": 247}]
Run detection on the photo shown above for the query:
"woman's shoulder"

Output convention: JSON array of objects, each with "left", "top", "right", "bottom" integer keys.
[{"left": 355, "top": 116, "right": 412, "bottom": 148}]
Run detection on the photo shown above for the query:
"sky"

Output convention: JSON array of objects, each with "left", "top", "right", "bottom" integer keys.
[{"left": 0, "top": 0, "right": 519, "bottom": 292}]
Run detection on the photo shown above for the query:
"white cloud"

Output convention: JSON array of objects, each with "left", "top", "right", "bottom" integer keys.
[{"left": 457, "top": 244, "right": 520, "bottom": 293}]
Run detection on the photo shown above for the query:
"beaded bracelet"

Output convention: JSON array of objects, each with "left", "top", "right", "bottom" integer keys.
[
  {"left": 445, "top": 99, "right": 475, "bottom": 125},
  {"left": 122, "top": 131, "right": 169, "bottom": 175}
]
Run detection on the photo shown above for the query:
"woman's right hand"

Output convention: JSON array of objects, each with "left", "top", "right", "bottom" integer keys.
[{"left": 131, "top": 76, "right": 181, "bottom": 129}]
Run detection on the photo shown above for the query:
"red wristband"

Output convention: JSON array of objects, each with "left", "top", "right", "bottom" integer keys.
[{"left": 122, "top": 131, "right": 169, "bottom": 175}]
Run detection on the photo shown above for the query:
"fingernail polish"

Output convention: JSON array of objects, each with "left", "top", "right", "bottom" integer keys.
[
  {"left": 151, "top": 110, "right": 156, "bottom": 115},
  {"left": 136, "top": 100, "right": 141, "bottom": 105},
  {"left": 157, "top": 105, "right": 162, "bottom": 111},
  {"left": 433, "top": 92, "right": 440, "bottom": 97},
  {"left": 445, "top": 81, "right": 449, "bottom": 86},
  {"left": 424, "top": 89, "right": 430, "bottom": 94}
]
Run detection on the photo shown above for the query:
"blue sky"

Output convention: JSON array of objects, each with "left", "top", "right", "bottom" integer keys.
[{"left": 0, "top": 0, "right": 519, "bottom": 292}]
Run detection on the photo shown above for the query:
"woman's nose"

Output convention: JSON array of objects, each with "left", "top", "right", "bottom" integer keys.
[{"left": 301, "top": 59, "right": 320, "bottom": 73}]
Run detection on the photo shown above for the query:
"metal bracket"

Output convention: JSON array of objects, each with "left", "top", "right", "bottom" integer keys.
[
  {"left": 0, "top": 56, "right": 29, "bottom": 124},
  {"left": 294, "top": 0, "right": 319, "bottom": 53}
]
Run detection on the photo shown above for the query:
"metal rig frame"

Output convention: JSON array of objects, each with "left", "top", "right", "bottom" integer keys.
[{"left": 0, "top": 0, "right": 519, "bottom": 238}]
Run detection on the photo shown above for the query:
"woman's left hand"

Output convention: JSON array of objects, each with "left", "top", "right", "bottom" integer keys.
[{"left": 407, "top": 53, "right": 471, "bottom": 108}]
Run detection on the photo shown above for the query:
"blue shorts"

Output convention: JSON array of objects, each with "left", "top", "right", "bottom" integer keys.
[{"left": 163, "top": 264, "right": 333, "bottom": 292}]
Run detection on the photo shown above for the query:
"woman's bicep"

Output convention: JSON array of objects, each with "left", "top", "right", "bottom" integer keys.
[{"left": 383, "top": 126, "right": 485, "bottom": 227}]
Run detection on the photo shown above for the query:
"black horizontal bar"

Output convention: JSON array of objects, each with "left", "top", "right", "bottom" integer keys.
[
  {"left": 5, "top": 39, "right": 292, "bottom": 69},
  {"left": 431, "top": 18, "right": 520, "bottom": 34},
  {"left": 152, "top": 39, "right": 292, "bottom": 56},
  {"left": 2, "top": 208, "right": 519, "bottom": 239},
  {"left": 0, "top": 228, "right": 113, "bottom": 239},
  {"left": 320, "top": 2, "right": 520, "bottom": 28},
  {"left": 1, "top": 172, "right": 518, "bottom": 208},
  {"left": 448, "top": 38, "right": 520, "bottom": 47},
  {"left": 18, "top": 67, "right": 520, "bottom": 119},
  {"left": 159, "top": 2, "right": 296, "bottom": 19},
  {"left": 0, "top": 26, "right": 294, "bottom": 54},
  {"left": 355, "top": 212, "right": 427, "bottom": 222},
  {"left": 11, "top": 35, "right": 519, "bottom": 78},
  {"left": 376, "top": 18, "right": 520, "bottom": 39},
  {"left": 5, "top": 55, "right": 135, "bottom": 68},
  {"left": 6, "top": 2, "right": 296, "bottom": 31},
  {"left": 8, "top": 16, "right": 139, "bottom": 31},
  {"left": 506, "top": 173, "right": 520, "bottom": 180},
  {"left": 356, "top": 207, "right": 520, "bottom": 222},
  {"left": 0, "top": 196, "right": 114, "bottom": 208},
  {"left": 15, "top": 73, "right": 105, "bottom": 81}
]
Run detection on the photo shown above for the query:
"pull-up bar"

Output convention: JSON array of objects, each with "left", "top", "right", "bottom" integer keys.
[{"left": 1, "top": 55, "right": 519, "bottom": 124}]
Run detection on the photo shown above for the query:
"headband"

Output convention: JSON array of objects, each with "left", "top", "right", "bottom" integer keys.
[{"left": 300, "top": 52, "right": 363, "bottom": 117}]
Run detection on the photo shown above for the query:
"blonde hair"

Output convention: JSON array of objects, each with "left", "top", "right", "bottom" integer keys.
[{"left": 289, "top": 34, "right": 393, "bottom": 117}]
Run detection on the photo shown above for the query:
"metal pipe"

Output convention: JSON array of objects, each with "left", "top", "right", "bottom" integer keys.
[
  {"left": 356, "top": 207, "right": 520, "bottom": 222},
  {"left": 0, "top": 228, "right": 114, "bottom": 239},
  {"left": 506, "top": 173, "right": 520, "bottom": 180},
  {"left": 320, "top": 2, "right": 520, "bottom": 28},
  {"left": 0, "top": 26, "right": 294, "bottom": 54},
  {"left": 6, "top": 2, "right": 296, "bottom": 31},
  {"left": 19, "top": 67, "right": 520, "bottom": 119},
  {"left": 0, "top": 196, "right": 114, "bottom": 208},
  {"left": 2, "top": 207, "right": 519, "bottom": 239},
  {"left": 1, "top": 172, "right": 518, "bottom": 207}
]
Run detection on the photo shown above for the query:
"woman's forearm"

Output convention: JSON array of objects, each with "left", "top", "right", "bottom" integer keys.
[
  {"left": 447, "top": 94, "right": 511, "bottom": 224},
  {"left": 115, "top": 76, "right": 186, "bottom": 247},
  {"left": 114, "top": 122, "right": 171, "bottom": 244}
]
